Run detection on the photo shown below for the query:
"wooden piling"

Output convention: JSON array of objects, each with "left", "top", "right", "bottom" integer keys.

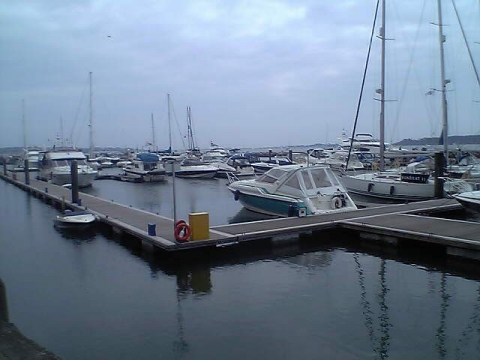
[
  {"left": 71, "top": 160, "right": 79, "bottom": 204},
  {"left": 24, "top": 159, "right": 30, "bottom": 185}
]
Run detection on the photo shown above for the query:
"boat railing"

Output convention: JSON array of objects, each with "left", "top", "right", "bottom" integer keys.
[{"left": 227, "top": 172, "right": 240, "bottom": 184}]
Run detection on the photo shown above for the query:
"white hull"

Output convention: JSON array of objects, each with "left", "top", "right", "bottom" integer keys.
[
  {"left": 175, "top": 165, "right": 218, "bottom": 179},
  {"left": 454, "top": 191, "right": 480, "bottom": 212},
  {"left": 49, "top": 171, "right": 97, "bottom": 188},
  {"left": 341, "top": 173, "right": 435, "bottom": 201},
  {"left": 124, "top": 169, "right": 166, "bottom": 182}
]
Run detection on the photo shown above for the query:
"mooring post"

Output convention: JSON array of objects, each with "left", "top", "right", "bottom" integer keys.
[
  {"left": 269, "top": 149, "right": 272, "bottom": 162},
  {"left": 171, "top": 160, "right": 177, "bottom": 226},
  {"left": 434, "top": 151, "right": 444, "bottom": 198},
  {"left": 71, "top": 160, "right": 79, "bottom": 204},
  {"left": 3, "top": 161, "right": 6, "bottom": 176},
  {"left": 288, "top": 150, "right": 293, "bottom": 161},
  {"left": 24, "top": 159, "right": 30, "bottom": 185}
]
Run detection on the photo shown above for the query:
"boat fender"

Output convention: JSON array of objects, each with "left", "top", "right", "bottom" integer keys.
[
  {"left": 174, "top": 221, "right": 191, "bottom": 242},
  {"left": 368, "top": 183, "right": 374, "bottom": 192},
  {"left": 331, "top": 196, "right": 343, "bottom": 209},
  {"left": 389, "top": 186, "right": 395, "bottom": 195},
  {"left": 234, "top": 190, "right": 240, "bottom": 201}
]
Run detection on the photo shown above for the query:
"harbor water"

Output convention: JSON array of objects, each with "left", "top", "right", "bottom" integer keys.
[{"left": 1, "top": 178, "right": 480, "bottom": 359}]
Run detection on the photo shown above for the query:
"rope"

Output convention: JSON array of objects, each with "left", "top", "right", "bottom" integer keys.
[{"left": 346, "top": 0, "right": 381, "bottom": 170}]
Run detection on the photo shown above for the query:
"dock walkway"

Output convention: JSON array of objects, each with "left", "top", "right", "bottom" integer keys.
[{"left": 2, "top": 172, "right": 480, "bottom": 259}]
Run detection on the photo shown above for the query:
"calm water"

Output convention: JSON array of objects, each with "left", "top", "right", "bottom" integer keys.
[{"left": 1, "top": 179, "right": 480, "bottom": 359}]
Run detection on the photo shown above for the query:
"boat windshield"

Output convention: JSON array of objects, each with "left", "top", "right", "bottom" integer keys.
[{"left": 258, "top": 168, "right": 287, "bottom": 184}]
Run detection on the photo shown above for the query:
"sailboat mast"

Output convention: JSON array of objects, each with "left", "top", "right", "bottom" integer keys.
[
  {"left": 379, "top": 0, "right": 386, "bottom": 171},
  {"left": 151, "top": 113, "right": 156, "bottom": 151},
  {"left": 187, "top": 106, "right": 192, "bottom": 150},
  {"left": 60, "top": 117, "right": 64, "bottom": 146},
  {"left": 22, "top": 99, "right": 27, "bottom": 150},
  {"left": 167, "top": 93, "right": 172, "bottom": 153},
  {"left": 437, "top": 0, "right": 448, "bottom": 159},
  {"left": 89, "top": 71, "right": 94, "bottom": 157}
]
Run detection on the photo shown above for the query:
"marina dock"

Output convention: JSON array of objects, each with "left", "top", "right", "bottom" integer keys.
[{"left": 2, "top": 171, "right": 480, "bottom": 261}]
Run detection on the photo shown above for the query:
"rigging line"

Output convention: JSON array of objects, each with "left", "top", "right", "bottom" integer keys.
[
  {"left": 451, "top": 0, "right": 480, "bottom": 89},
  {"left": 170, "top": 99, "right": 186, "bottom": 150},
  {"left": 70, "top": 77, "right": 89, "bottom": 142},
  {"left": 346, "top": 0, "right": 381, "bottom": 170},
  {"left": 390, "top": 0, "right": 429, "bottom": 142}
]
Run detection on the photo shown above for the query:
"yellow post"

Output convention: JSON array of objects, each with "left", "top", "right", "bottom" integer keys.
[{"left": 189, "top": 212, "right": 210, "bottom": 241}]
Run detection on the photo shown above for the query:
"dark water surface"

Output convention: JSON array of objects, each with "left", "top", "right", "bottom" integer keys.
[{"left": 1, "top": 179, "right": 480, "bottom": 359}]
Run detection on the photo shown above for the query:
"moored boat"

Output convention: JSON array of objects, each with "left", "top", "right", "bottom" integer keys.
[
  {"left": 228, "top": 164, "right": 357, "bottom": 217},
  {"left": 454, "top": 191, "right": 480, "bottom": 213},
  {"left": 39, "top": 149, "right": 97, "bottom": 187},
  {"left": 53, "top": 210, "right": 97, "bottom": 229}
]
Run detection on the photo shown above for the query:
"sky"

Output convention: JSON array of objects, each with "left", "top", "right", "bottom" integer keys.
[{"left": 1, "top": 0, "right": 479, "bottom": 150}]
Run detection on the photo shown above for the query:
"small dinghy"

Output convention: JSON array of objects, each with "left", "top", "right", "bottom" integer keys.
[{"left": 54, "top": 210, "right": 97, "bottom": 229}]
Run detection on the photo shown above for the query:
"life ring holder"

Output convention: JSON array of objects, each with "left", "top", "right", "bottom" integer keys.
[
  {"left": 174, "top": 220, "right": 191, "bottom": 242},
  {"left": 331, "top": 196, "right": 343, "bottom": 209}
]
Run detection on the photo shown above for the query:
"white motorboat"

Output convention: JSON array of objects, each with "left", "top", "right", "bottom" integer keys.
[
  {"left": 225, "top": 155, "right": 255, "bottom": 178},
  {"left": 54, "top": 210, "right": 97, "bottom": 229},
  {"left": 341, "top": 132, "right": 387, "bottom": 154},
  {"left": 123, "top": 153, "right": 166, "bottom": 182},
  {"left": 447, "top": 154, "right": 480, "bottom": 179},
  {"left": 250, "top": 156, "right": 294, "bottom": 174},
  {"left": 175, "top": 158, "right": 218, "bottom": 179},
  {"left": 318, "top": 151, "right": 365, "bottom": 172},
  {"left": 39, "top": 149, "right": 97, "bottom": 187},
  {"left": 12, "top": 150, "right": 41, "bottom": 173},
  {"left": 454, "top": 191, "right": 480, "bottom": 213},
  {"left": 228, "top": 165, "right": 357, "bottom": 217}
]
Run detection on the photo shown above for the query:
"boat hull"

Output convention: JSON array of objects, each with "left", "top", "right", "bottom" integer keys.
[
  {"left": 40, "top": 171, "right": 97, "bottom": 188},
  {"left": 235, "top": 192, "right": 300, "bottom": 217},
  {"left": 124, "top": 169, "right": 166, "bottom": 182},
  {"left": 454, "top": 191, "right": 480, "bottom": 213},
  {"left": 341, "top": 174, "right": 435, "bottom": 201},
  {"left": 175, "top": 170, "right": 217, "bottom": 179}
]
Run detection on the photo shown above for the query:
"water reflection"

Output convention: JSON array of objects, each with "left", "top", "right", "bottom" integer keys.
[
  {"left": 228, "top": 207, "right": 276, "bottom": 224},
  {"left": 354, "top": 255, "right": 392, "bottom": 359},
  {"left": 436, "top": 273, "right": 450, "bottom": 359},
  {"left": 0, "top": 278, "right": 8, "bottom": 323},
  {"left": 53, "top": 225, "right": 97, "bottom": 244},
  {"left": 455, "top": 285, "right": 480, "bottom": 359}
]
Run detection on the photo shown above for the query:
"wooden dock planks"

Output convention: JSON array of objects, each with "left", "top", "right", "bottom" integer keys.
[{"left": 342, "top": 213, "right": 480, "bottom": 250}]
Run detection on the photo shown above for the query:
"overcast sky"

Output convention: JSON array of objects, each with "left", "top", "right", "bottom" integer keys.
[{"left": 1, "top": 0, "right": 479, "bottom": 150}]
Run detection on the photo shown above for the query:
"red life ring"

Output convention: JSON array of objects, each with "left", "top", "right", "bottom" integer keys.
[
  {"left": 174, "top": 222, "right": 191, "bottom": 242},
  {"left": 175, "top": 220, "right": 186, "bottom": 227}
]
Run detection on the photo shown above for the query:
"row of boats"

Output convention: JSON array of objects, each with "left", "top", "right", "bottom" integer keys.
[{"left": 3, "top": 143, "right": 480, "bottom": 219}]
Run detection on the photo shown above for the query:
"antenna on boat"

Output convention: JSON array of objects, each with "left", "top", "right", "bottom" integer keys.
[{"left": 89, "top": 71, "right": 94, "bottom": 158}]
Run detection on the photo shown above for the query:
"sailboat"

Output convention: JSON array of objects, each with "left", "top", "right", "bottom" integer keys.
[
  {"left": 341, "top": 0, "right": 472, "bottom": 201},
  {"left": 175, "top": 106, "right": 218, "bottom": 179}
]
